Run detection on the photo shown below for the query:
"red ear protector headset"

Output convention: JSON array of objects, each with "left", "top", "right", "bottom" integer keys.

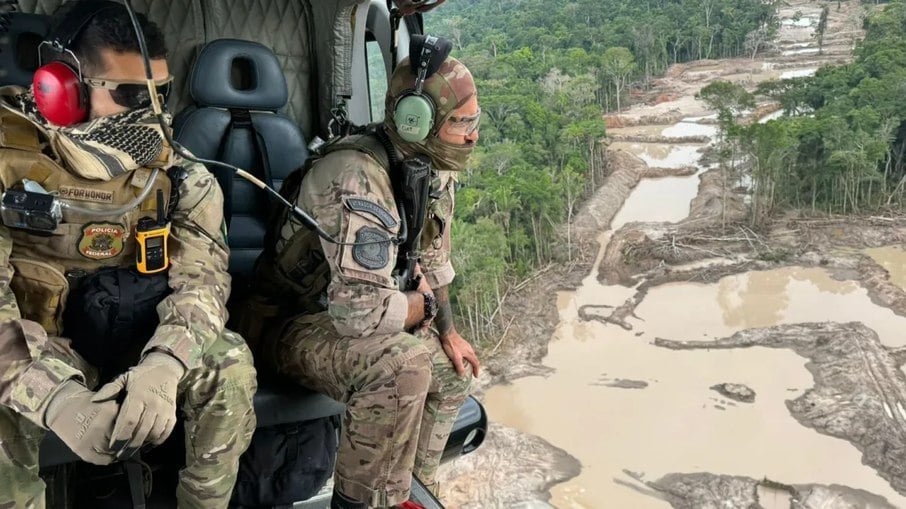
[
  {"left": 32, "top": 0, "right": 171, "bottom": 126},
  {"left": 32, "top": 0, "right": 119, "bottom": 126}
]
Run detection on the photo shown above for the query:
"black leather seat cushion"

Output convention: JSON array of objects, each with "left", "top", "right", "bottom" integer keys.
[
  {"left": 174, "top": 107, "right": 307, "bottom": 276},
  {"left": 173, "top": 39, "right": 309, "bottom": 280}
]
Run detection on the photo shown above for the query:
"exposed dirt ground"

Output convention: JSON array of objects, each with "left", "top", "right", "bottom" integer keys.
[{"left": 624, "top": 471, "right": 899, "bottom": 509}]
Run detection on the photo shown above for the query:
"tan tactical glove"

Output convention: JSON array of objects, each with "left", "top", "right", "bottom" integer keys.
[
  {"left": 92, "top": 352, "right": 185, "bottom": 459},
  {"left": 45, "top": 380, "right": 119, "bottom": 465}
]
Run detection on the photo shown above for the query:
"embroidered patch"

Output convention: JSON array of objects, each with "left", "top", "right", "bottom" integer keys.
[
  {"left": 344, "top": 197, "right": 399, "bottom": 229},
  {"left": 58, "top": 186, "right": 115, "bottom": 204},
  {"left": 353, "top": 227, "right": 391, "bottom": 270},
  {"left": 131, "top": 168, "right": 153, "bottom": 189},
  {"left": 78, "top": 222, "right": 126, "bottom": 260}
]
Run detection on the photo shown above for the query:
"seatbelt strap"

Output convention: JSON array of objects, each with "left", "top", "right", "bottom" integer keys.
[
  {"left": 231, "top": 109, "right": 275, "bottom": 189},
  {"left": 249, "top": 125, "right": 276, "bottom": 214},
  {"left": 214, "top": 116, "right": 238, "bottom": 227},
  {"left": 217, "top": 109, "right": 276, "bottom": 226},
  {"left": 125, "top": 460, "right": 147, "bottom": 509}
]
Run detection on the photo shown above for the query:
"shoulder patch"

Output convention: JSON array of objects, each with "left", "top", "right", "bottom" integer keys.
[
  {"left": 344, "top": 197, "right": 399, "bottom": 229},
  {"left": 353, "top": 227, "right": 391, "bottom": 270},
  {"left": 58, "top": 186, "right": 115, "bottom": 204}
]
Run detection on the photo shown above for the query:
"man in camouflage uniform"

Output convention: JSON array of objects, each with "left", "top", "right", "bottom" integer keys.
[
  {"left": 0, "top": 4, "right": 256, "bottom": 508},
  {"left": 254, "top": 52, "right": 481, "bottom": 508}
]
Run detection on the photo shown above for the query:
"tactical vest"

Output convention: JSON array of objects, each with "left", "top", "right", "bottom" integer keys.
[
  {"left": 240, "top": 131, "right": 453, "bottom": 349},
  {"left": 0, "top": 108, "right": 172, "bottom": 336},
  {"left": 249, "top": 134, "right": 391, "bottom": 321}
]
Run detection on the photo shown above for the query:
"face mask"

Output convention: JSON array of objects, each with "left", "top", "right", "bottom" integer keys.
[
  {"left": 5, "top": 89, "right": 171, "bottom": 180},
  {"left": 385, "top": 125, "right": 474, "bottom": 173},
  {"left": 425, "top": 136, "right": 474, "bottom": 173}
]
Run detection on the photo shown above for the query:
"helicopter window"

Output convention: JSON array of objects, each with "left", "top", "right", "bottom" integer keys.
[{"left": 366, "top": 32, "right": 388, "bottom": 122}]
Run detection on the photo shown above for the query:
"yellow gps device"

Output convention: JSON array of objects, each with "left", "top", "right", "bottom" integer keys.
[{"left": 135, "top": 190, "right": 170, "bottom": 274}]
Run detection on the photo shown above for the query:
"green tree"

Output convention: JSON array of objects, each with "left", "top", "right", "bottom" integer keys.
[
  {"left": 816, "top": 6, "right": 830, "bottom": 54},
  {"left": 698, "top": 81, "right": 755, "bottom": 227},
  {"left": 600, "top": 47, "right": 636, "bottom": 112}
]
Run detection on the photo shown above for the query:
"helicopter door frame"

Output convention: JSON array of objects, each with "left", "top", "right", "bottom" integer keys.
[{"left": 347, "top": 0, "right": 418, "bottom": 126}]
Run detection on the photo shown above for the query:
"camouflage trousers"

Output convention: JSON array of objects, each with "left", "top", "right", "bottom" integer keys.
[
  {"left": 0, "top": 319, "right": 258, "bottom": 509},
  {"left": 267, "top": 312, "right": 473, "bottom": 508}
]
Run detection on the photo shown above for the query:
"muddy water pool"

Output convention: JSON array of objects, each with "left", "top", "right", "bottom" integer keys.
[
  {"left": 780, "top": 68, "right": 818, "bottom": 79},
  {"left": 610, "top": 171, "right": 703, "bottom": 229},
  {"left": 867, "top": 246, "right": 906, "bottom": 292},
  {"left": 781, "top": 17, "right": 817, "bottom": 28},
  {"left": 608, "top": 142, "right": 703, "bottom": 169},
  {"left": 782, "top": 47, "right": 821, "bottom": 56},
  {"left": 485, "top": 112, "right": 906, "bottom": 506},
  {"left": 609, "top": 119, "right": 712, "bottom": 227},
  {"left": 660, "top": 122, "right": 718, "bottom": 138},
  {"left": 484, "top": 264, "right": 906, "bottom": 508}
]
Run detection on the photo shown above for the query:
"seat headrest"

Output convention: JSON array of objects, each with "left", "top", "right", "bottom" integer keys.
[
  {"left": 189, "top": 39, "right": 288, "bottom": 111},
  {"left": 0, "top": 13, "right": 51, "bottom": 87}
]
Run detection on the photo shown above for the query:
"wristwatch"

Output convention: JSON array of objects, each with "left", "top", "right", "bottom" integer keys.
[{"left": 420, "top": 291, "right": 438, "bottom": 329}]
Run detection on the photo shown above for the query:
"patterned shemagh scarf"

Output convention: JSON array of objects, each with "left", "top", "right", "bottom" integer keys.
[
  {"left": 384, "top": 124, "right": 475, "bottom": 174},
  {"left": 6, "top": 89, "right": 170, "bottom": 181}
]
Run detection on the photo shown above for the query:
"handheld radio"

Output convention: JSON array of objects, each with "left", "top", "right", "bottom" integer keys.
[{"left": 135, "top": 189, "right": 169, "bottom": 274}]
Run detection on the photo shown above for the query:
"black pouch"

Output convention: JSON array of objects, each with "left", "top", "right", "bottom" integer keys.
[
  {"left": 62, "top": 267, "right": 171, "bottom": 379},
  {"left": 230, "top": 416, "right": 338, "bottom": 507}
]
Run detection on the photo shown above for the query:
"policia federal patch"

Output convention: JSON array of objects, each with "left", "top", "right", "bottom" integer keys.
[
  {"left": 78, "top": 222, "right": 126, "bottom": 260},
  {"left": 353, "top": 227, "right": 391, "bottom": 270}
]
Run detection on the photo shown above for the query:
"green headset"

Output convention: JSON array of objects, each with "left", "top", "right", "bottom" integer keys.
[{"left": 392, "top": 34, "right": 453, "bottom": 142}]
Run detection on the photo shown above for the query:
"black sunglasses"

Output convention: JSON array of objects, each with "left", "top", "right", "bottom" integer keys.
[{"left": 84, "top": 75, "right": 174, "bottom": 109}]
